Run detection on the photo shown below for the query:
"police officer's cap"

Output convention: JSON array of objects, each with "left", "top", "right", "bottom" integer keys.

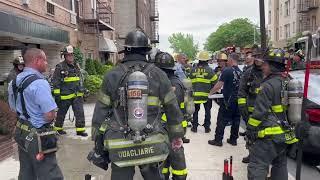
[
  {"left": 12, "top": 56, "right": 24, "bottom": 65},
  {"left": 154, "top": 52, "right": 175, "bottom": 70},
  {"left": 123, "top": 30, "right": 151, "bottom": 51}
]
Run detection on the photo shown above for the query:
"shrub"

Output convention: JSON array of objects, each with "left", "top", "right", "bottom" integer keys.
[
  {"left": 93, "top": 60, "right": 103, "bottom": 75},
  {"left": 74, "top": 47, "right": 84, "bottom": 68},
  {"left": 84, "top": 75, "right": 102, "bottom": 94},
  {"left": 101, "top": 65, "right": 113, "bottom": 76},
  {"left": 85, "top": 59, "right": 96, "bottom": 75}
]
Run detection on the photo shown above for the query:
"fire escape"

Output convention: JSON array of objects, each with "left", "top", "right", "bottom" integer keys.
[
  {"left": 150, "top": 0, "right": 159, "bottom": 44},
  {"left": 298, "top": 0, "right": 319, "bottom": 32},
  {"left": 80, "top": 0, "right": 114, "bottom": 34}
]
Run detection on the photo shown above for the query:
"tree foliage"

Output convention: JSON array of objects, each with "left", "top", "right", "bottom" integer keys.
[
  {"left": 168, "top": 33, "right": 199, "bottom": 60},
  {"left": 73, "top": 47, "right": 84, "bottom": 67},
  {"left": 204, "top": 18, "right": 260, "bottom": 52}
]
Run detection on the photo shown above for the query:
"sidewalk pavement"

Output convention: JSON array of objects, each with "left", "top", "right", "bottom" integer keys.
[{"left": 0, "top": 101, "right": 249, "bottom": 180}]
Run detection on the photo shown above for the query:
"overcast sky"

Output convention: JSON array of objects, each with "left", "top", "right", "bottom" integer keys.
[{"left": 158, "top": 0, "right": 262, "bottom": 53}]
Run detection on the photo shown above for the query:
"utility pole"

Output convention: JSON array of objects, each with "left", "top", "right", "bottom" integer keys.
[{"left": 259, "top": 0, "right": 267, "bottom": 50}]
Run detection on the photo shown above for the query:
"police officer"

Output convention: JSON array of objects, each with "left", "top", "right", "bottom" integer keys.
[
  {"left": 7, "top": 56, "right": 25, "bottom": 83},
  {"left": 208, "top": 53, "right": 242, "bottom": 147},
  {"left": 190, "top": 51, "right": 217, "bottom": 133},
  {"left": 52, "top": 45, "right": 87, "bottom": 136},
  {"left": 8, "top": 48, "right": 63, "bottom": 180},
  {"left": 237, "top": 49, "right": 264, "bottom": 163},
  {"left": 246, "top": 49, "right": 298, "bottom": 180},
  {"left": 155, "top": 52, "right": 188, "bottom": 180},
  {"left": 91, "top": 30, "right": 185, "bottom": 180}
]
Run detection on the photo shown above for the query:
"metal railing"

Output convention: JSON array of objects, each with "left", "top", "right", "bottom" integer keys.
[{"left": 298, "top": 0, "right": 319, "bottom": 13}]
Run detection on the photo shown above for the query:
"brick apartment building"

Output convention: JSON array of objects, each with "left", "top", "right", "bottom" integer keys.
[
  {"left": 0, "top": 0, "right": 117, "bottom": 83},
  {"left": 268, "top": 0, "right": 319, "bottom": 48},
  {"left": 114, "top": 0, "right": 159, "bottom": 51}
]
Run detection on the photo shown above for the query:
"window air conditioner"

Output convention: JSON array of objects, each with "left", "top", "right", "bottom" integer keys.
[{"left": 22, "top": 0, "right": 30, "bottom": 5}]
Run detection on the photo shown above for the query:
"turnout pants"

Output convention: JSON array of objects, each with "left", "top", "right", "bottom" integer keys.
[
  {"left": 14, "top": 122, "right": 63, "bottom": 180},
  {"left": 54, "top": 97, "right": 85, "bottom": 132},
  {"left": 162, "top": 147, "right": 187, "bottom": 180},
  {"left": 248, "top": 139, "right": 288, "bottom": 180},
  {"left": 111, "top": 163, "right": 164, "bottom": 180},
  {"left": 192, "top": 99, "right": 212, "bottom": 128},
  {"left": 214, "top": 101, "right": 240, "bottom": 142}
]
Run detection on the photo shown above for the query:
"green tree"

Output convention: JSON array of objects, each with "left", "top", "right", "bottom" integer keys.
[
  {"left": 168, "top": 33, "right": 199, "bottom": 60},
  {"left": 85, "top": 59, "right": 96, "bottom": 75},
  {"left": 73, "top": 47, "right": 84, "bottom": 67},
  {"left": 204, "top": 18, "right": 260, "bottom": 52}
]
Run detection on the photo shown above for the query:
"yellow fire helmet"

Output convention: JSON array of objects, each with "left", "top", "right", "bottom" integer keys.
[
  {"left": 197, "top": 51, "right": 210, "bottom": 61},
  {"left": 217, "top": 53, "right": 228, "bottom": 61}
]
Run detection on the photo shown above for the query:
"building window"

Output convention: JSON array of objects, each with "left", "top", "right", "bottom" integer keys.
[
  {"left": 285, "top": 24, "right": 290, "bottom": 38},
  {"left": 47, "top": 2, "right": 55, "bottom": 15},
  {"left": 293, "top": 0, "right": 295, "bottom": 9},
  {"left": 276, "top": 28, "right": 279, "bottom": 41},
  {"left": 285, "top": 1, "right": 290, "bottom": 16},
  {"left": 268, "top": 11, "right": 271, "bottom": 24},
  {"left": 280, "top": 26, "right": 282, "bottom": 38},
  {"left": 280, "top": 4, "right": 282, "bottom": 16},
  {"left": 87, "top": 52, "right": 93, "bottom": 59},
  {"left": 312, "top": 16, "right": 317, "bottom": 31},
  {"left": 293, "top": 22, "right": 296, "bottom": 33}
]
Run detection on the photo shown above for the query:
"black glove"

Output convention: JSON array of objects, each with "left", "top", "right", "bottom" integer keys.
[
  {"left": 295, "top": 121, "right": 311, "bottom": 139},
  {"left": 246, "top": 126, "right": 258, "bottom": 142},
  {"left": 87, "top": 150, "right": 109, "bottom": 171},
  {"left": 239, "top": 106, "right": 249, "bottom": 122}
]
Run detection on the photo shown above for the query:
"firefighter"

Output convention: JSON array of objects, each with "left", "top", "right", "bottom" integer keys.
[
  {"left": 90, "top": 30, "right": 185, "bottom": 180},
  {"left": 247, "top": 49, "right": 298, "bottom": 180},
  {"left": 155, "top": 52, "right": 188, "bottom": 180},
  {"left": 214, "top": 53, "right": 228, "bottom": 75},
  {"left": 242, "top": 50, "right": 254, "bottom": 73},
  {"left": 190, "top": 51, "right": 217, "bottom": 133},
  {"left": 52, "top": 45, "right": 87, "bottom": 136},
  {"left": 237, "top": 49, "right": 264, "bottom": 163},
  {"left": 8, "top": 48, "right": 63, "bottom": 180},
  {"left": 7, "top": 56, "right": 25, "bottom": 83},
  {"left": 208, "top": 53, "right": 242, "bottom": 147}
]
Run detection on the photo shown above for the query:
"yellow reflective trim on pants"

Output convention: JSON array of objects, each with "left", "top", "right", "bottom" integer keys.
[
  {"left": 180, "top": 102, "right": 185, "bottom": 109},
  {"left": 248, "top": 117, "right": 262, "bottom": 127},
  {"left": 162, "top": 167, "right": 169, "bottom": 174},
  {"left": 258, "top": 126, "right": 285, "bottom": 138},
  {"left": 182, "top": 120, "right": 188, "bottom": 128},
  {"left": 148, "top": 96, "right": 160, "bottom": 106},
  {"left": 191, "top": 78, "right": 211, "bottom": 84},
  {"left": 60, "top": 93, "right": 84, "bottom": 100},
  {"left": 53, "top": 126, "right": 63, "bottom": 131},
  {"left": 16, "top": 121, "right": 30, "bottom": 132},
  {"left": 271, "top": 105, "right": 284, "bottom": 113},
  {"left": 63, "top": 76, "right": 80, "bottom": 82},
  {"left": 76, "top": 128, "right": 86, "bottom": 132},
  {"left": 98, "top": 90, "right": 111, "bottom": 106},
  {"left": 194, "top": 92, "right": 209, "bottom": 97},
  {"left": 248, "top": 106, "right": 254, "bottom": 112},
  {"left": 53, "top": 89, "right": 60, "bottom": 94},
  {"left": 171, "top": 168, "right": 188, "bottom": 176},
  {"left": 238, "top": 98, "right": 246, "bottom": 105},
  {"left": 194, "top": 100, "right": 207, "bottom": 104}
]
